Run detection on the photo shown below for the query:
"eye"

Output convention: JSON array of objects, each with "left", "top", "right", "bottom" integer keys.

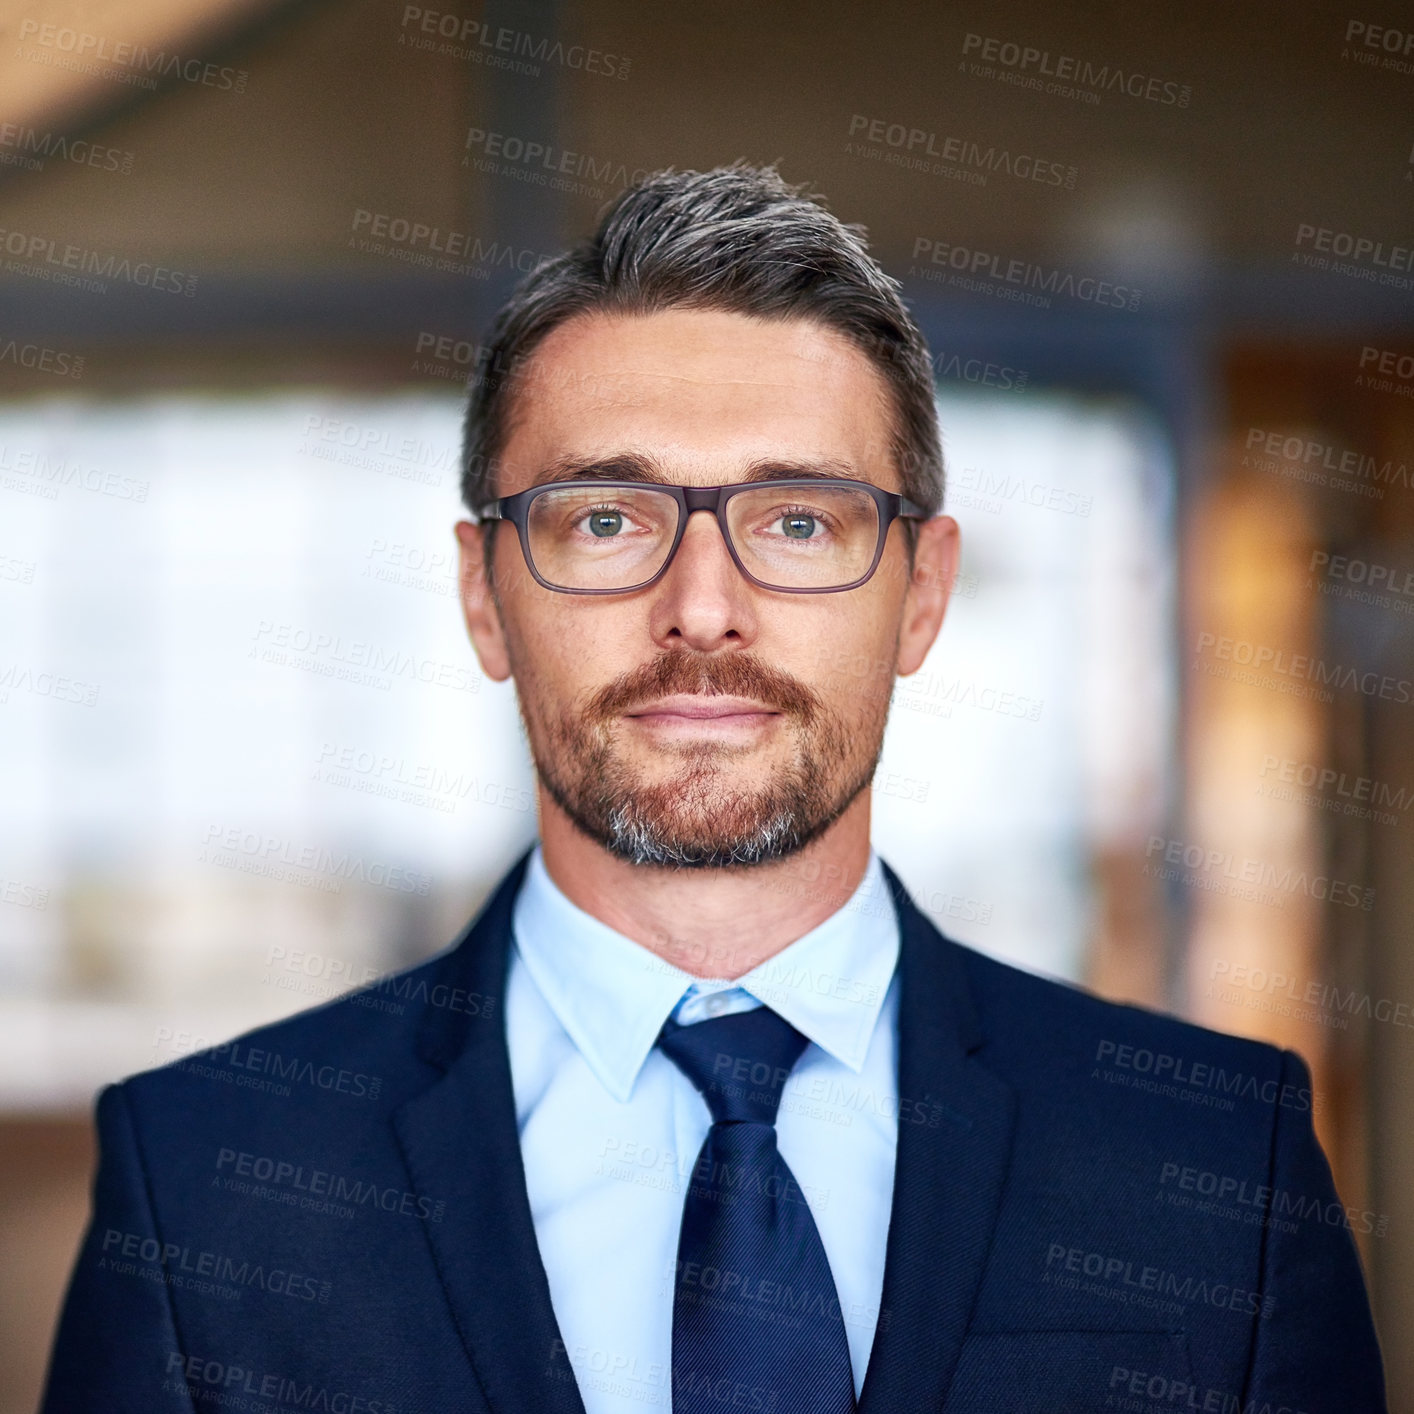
[
  {"left": 581, "top": 506, "right": 626, "bottom": 538},
  {"left": 569, "top": 502, "right": 654, "bottom": 540},
  {"left": 767, "top": 505, "right": 833, "bottom": 541}
]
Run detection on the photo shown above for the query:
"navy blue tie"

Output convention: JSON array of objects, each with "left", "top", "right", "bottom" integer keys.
[{"left": 657, "top": 1006, "right": 857, "bottom": 1414}]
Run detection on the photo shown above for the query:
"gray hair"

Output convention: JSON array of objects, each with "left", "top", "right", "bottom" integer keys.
[{"left": 460, "top": 162, "right": 942, "bottom": 558}]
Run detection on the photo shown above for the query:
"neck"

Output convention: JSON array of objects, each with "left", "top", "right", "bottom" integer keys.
[{"left": 535, "top": 790, "right": 873, "bottom": 979}]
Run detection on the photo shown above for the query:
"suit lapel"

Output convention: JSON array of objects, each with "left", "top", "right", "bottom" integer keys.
[
  {"left": 393, "top": 848, "right": 587, "bottom": 1414},
  {"left": 858, "top": 862, "right": 1018, "bottom": 1414}
]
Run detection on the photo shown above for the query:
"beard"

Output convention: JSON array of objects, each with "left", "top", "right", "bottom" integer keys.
[{"left": 522, "top": 648, "right": 887, "bottom": 869}]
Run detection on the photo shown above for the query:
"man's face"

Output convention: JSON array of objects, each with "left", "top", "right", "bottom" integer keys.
[{"left": 455, "top": 308, "right": 957, "bottom": 869}]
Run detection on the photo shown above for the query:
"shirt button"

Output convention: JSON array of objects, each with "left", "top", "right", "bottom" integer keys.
[{"left": 705, "top": 994, "right": 730, "bottom": 1017}]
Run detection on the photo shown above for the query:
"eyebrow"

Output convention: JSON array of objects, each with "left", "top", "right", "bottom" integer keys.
[{"left": 537, "top": 453, "right": 867, "bottom": 486}]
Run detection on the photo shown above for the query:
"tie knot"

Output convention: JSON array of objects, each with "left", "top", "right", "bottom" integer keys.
[{"left": 657, "top": 1005, "right": 810, "bottom": 1125}]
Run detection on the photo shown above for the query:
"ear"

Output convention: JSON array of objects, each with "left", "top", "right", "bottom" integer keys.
[
  {"left": 896, "top": 515, "right": 960, "bottom": 677},
  {"left": 454, "top": 520, "right": 513, "bottom": 683}
]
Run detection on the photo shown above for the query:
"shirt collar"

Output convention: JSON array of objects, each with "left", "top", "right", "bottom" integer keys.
[{"left": 511, "top": 842, "right": 899, "bottom": 1103}]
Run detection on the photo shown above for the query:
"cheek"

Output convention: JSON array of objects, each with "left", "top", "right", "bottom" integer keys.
[
  {"left": 507, "top": 605, "right": 622, "bottom": 696},
  {"left": 794, "top": 608, "right": 897, "bottom": 714}
]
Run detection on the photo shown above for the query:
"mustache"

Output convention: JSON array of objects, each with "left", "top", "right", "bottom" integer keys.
[{"left": 584, "top": 650, "right": 822, "bottom": 724}]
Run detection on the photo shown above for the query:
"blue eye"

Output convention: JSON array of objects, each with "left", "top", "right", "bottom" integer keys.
[
  {"left": 587, "top": 509, "right": 624, "bottom": 537},
  {"left": 782, "top": 513, "right": 817, "bottom": 539}
]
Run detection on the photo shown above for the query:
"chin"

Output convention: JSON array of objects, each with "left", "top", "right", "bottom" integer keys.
[{"left": 599, "top": 814, "right": 809, "bottom": 870}]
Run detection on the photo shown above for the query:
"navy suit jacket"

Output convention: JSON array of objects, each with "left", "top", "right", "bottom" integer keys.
[{"left": 41, "top": 849, "right": 1386, "bottom": 1413}]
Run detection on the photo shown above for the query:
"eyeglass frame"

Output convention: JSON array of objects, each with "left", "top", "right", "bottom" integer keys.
[{"left": 473, "top": 477, "right": 932, "bottom": 595}]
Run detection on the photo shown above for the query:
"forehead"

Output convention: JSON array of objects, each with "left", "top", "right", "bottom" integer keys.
[{"left": 496, "top": 308, "right": 899, "bottom": 492}]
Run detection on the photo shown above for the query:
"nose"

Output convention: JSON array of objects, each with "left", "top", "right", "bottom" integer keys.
[{"left": 647, "top": 508, "right": 760, "bottom": 651}]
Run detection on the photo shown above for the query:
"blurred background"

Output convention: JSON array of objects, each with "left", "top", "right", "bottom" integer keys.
[{"left": 1, "top": 0, "right": 1411, "bottom": 1406}]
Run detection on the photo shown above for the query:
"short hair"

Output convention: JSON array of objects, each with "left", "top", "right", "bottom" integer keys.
[{"left": 460, "top": 162, "right": 942, "bottom": 558}]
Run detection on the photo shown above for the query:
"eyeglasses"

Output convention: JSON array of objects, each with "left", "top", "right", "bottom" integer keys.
[{"left": 474, "top": 478, "right": 930, "bottom": 594}]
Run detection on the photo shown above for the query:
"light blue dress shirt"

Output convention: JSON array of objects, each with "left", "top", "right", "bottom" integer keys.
[{"left": 506, "top": 842, "right": 902, "bottom": 1414}]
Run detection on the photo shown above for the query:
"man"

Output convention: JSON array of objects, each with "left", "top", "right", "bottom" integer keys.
[{"left": 42, "top": 165, "right": 1384, "bottom": 1413}]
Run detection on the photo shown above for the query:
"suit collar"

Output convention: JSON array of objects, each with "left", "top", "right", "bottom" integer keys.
[
  {"left": 511, "top": 842, "right": 901, "bottom": 1101},
  {"left": 508, "top": 842, "right": 698, "bottom": 1103}
]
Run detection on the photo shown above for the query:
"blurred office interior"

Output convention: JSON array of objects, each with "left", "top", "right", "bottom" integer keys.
[{"left": 0, "top": 0, "right": 1412, "bottom": 1407}]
